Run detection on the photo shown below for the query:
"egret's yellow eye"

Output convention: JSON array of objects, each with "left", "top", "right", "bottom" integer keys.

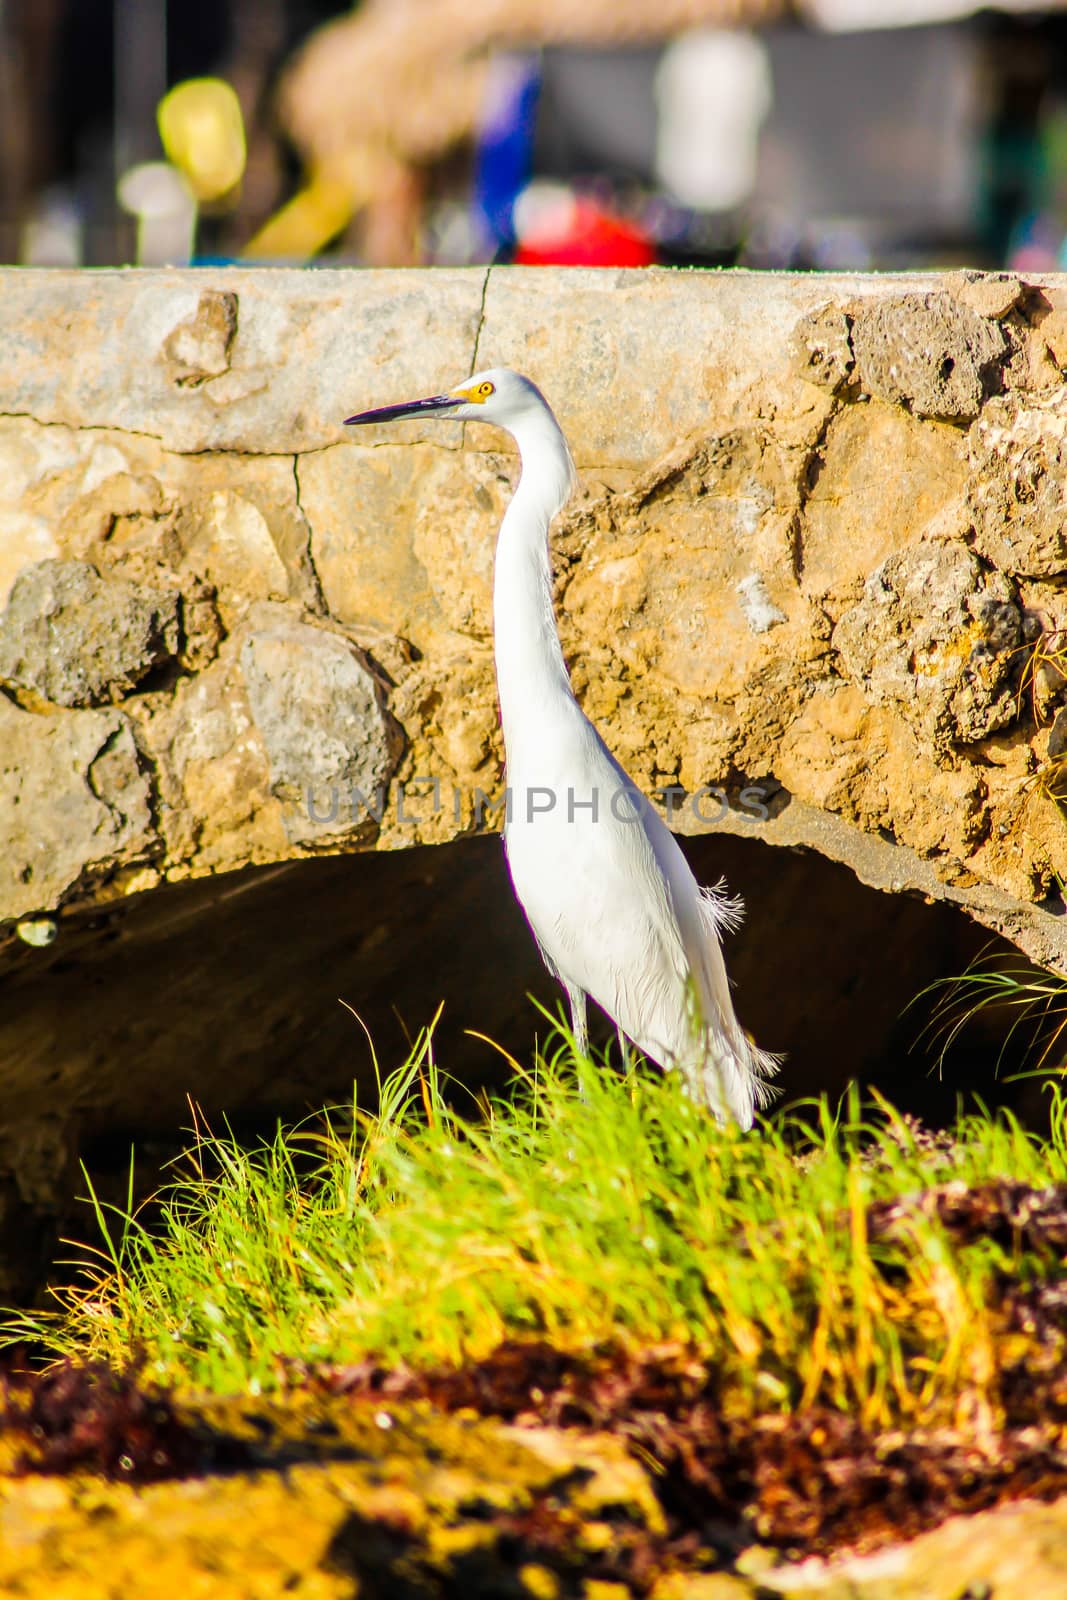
[{"left": 451, "top": 379, "right": 496, "bottom": 405}]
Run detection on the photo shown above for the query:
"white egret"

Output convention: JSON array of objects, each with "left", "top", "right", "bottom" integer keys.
[{"left": 345, "top": 368, "right": 776, "bottom": 1127}]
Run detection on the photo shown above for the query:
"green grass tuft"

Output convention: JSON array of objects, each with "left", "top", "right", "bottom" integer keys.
[{"left": 5, "top": 1020, "right": 1067, "bottom": 1429}]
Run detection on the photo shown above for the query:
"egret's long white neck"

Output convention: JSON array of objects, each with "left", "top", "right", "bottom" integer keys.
[{"left": 492, "top": 408, "right": 578, "bottom": 762}]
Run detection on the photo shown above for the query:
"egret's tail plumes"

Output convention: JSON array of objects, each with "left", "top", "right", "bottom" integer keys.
[{"left": 687, "top": 883, "right": 780, "bottom": 1130}]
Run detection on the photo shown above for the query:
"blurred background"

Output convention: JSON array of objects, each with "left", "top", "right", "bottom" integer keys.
[{"left": 3, "top": 0, "right": 1067, "bottom": 273}]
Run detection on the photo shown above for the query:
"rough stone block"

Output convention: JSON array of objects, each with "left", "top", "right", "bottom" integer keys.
[
  {"left": 0, "top": 696, "right": 158, "bottom": 920},
  {"left": 0, "top": 558, "right": 180, "bottom": 708},
  {"left": 851, "top": 290, "right": 1009, "bottom": 419},
  {"left": 833, "top": 544, "right": 1022, "bottom": 749},
  {"left": 239, "top": 612, "right": 402, "bottom": 848}
]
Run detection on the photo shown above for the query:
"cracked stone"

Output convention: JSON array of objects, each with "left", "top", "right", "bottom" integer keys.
[
  {"left": 0, "top": 697, "right": 158, "bottom": 922},
  {"left": 789, "top": 302, "right": 854, "bottom": 393},
  {"left": 798, "top": 402, "right": 968, "bottom": 601},
  {"left": 176, "top": 581, "right": 225, "bottom": 673},
  {"left": 969, "top": 386, "right": 1067, "bottom": 578},
  {"left": 60, "top": 471, "right": 175, "bottom": 561},
  {"left": 832, "top": 544, "right": 1022, "bottom": 748},
  {"left": 179, "top": 489, "right": 290, "bottom": 606},
  {"left": 947, "top": 270, "right": 1025, "bottom": 320},
  {"left": 0, "top": 559, "right": 181, "bottom": 708},
  {"left": 162, "top": 289, "right": 237, "bottom": 387},
  {"left": 239, "top": 612, "right": 403, "bottom": 848}
]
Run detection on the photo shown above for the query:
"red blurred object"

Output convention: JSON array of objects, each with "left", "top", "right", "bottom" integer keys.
[{"left": 514, "top": 197, "right": 657, "bottom": 266}]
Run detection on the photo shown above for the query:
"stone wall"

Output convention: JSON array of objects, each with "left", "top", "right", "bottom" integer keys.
[{"left": 1, "top": 265, "right": 1066, "bottom": 968}]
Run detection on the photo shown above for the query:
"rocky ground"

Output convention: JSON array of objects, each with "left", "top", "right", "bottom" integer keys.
[
  {"left": 3, "top": 1349, "right": 1067, "bottom": 1599},
  {"left": 4, "top": 1086, "right": 1067, "bottom": 1595}
]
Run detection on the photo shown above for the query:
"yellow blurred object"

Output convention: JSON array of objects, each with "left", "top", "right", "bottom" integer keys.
[
  {"left": 241, "top": 172, "right": 356, "bottom": 259},
  {"left": 158, "top": 78, "right": 247, "bottom": 203},
  {"left": 241, "top": 148, "right": 386, "bottom": 259}
]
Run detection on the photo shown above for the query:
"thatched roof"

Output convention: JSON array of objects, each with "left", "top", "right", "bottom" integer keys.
[{"left": 279, "top": 0, "right": 789, "bottom": 170}]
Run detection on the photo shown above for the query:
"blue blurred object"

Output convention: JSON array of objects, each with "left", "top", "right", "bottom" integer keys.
[{"left": 472, "top": 55, "right": 541, "bottom": 255}]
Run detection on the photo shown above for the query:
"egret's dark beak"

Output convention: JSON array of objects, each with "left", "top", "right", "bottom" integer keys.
[{"left": 344, "top": 394, "right": 459, "bottom": 426}]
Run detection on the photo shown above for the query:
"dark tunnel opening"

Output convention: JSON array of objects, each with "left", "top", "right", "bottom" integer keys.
[{"left": 0, "top": 832, "right": 1052, "bottom": 1298}]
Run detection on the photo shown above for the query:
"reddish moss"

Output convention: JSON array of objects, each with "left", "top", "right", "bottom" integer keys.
[
  {"left": 310, "top": 1332, "right": 1067, "bottom": 1557},
  {"left": 1, "top": 1359, "right": 203, "bottom": 1481}
]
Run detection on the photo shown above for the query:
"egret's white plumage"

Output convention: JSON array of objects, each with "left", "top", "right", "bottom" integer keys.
[{"left": 346, "top": 367, "right": 776, "bottom": 1128}]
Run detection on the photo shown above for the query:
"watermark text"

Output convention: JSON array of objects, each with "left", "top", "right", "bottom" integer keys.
[{"left": 303, "top": 779, "right": 772, "bottom": 830}]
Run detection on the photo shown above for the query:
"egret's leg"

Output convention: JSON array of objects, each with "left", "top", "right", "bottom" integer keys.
[
  {"left": 563, "top": 983, "right": 591, "bottom": 1106},
  {"left": 616, "top": 1028, "right": 634, "bottom": 1074},
  {"left": 564, "top": 982, "right": 588, "bottom": 1058}
]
